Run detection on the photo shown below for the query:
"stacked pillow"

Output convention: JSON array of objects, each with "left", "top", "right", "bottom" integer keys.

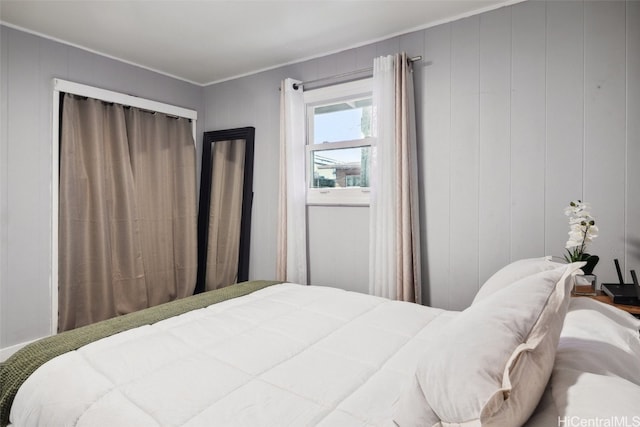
[
  {"left": 472, "top": 256, "right": 566, "bottom": 303},
  {"left": 524, "top": 297, "right": 640, "bottom": 425},
  {"left": 394, "top": 259, "right": 584, "bottom": 427},
  {"left": 547, "top": 297, "right": 640, "bottom": 420}
]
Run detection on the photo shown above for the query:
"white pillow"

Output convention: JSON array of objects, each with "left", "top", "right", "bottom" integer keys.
[
  {"left": 473, "top": 257, "right": 565, "bottom": 304},
  {"left": 393, "top": 375, "right": 441, "bottom": 426},
  {"left": 538, "top": 297, "right": 640, "bottom": 422},
  {"left": 551, "top": 370, "right": 640, "bottom": 420},
  {"left": 524, "top": 298, "right": 640, "bottom": 427},
  {"left": 567, "top": 296, "right": 640, "bottom": 344},
  {"left": 394, "top": 262, "right": 583, "bottom": 427},
  {"left": 557, "top": 297, "right": 640, "bottom": 386}
]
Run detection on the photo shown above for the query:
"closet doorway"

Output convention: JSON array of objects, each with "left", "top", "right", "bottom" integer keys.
[{"left": 52, "top": 79, "right": 198, "bottom": 333}]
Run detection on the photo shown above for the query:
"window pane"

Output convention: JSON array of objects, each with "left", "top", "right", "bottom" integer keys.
[
  {"left": 311, "top": 147, "right": 370, "bottom": 188},
  {"left": 313, "top": 98, "right": 372, "bottom": 144}
]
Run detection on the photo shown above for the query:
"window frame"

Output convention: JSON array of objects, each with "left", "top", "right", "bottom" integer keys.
[{"left": 304, "top": 78, "right": 373, "bottom": 206}]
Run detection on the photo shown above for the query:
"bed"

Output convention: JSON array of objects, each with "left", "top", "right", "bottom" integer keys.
[{"left": 1, "top": 258, "right": 639, "bottom": 427}]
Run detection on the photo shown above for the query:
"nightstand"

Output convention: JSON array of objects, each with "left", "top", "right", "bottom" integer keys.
[{"left": 572, "top": 291, "right": 640, "bottom": 318}]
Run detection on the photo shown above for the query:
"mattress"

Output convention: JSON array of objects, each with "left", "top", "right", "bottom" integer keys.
[{"left": 8, "top": 283, "right": 456, "bottom": 427}]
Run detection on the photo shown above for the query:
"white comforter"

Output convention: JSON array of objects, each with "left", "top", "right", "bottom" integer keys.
[{"left": 10, "top": 283, "right": 455, "bottom": 427}]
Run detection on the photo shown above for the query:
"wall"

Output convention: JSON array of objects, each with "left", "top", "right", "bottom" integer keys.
[
  {"left": 1, "top": 0, "right": 638, "bottom": 353},
  {"left": 0, "top": 25, "right": 204, "bottom": 353},
  {"left": 204, "top": 0, "right": 640, "bottom": 310},
  {"left": 203, "top": 48, "right": 379, "bottom": 293}
]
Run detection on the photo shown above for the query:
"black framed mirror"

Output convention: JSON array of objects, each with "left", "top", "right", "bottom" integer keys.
[{"left": 194, "top": 127, "right": 255, "bottom": 294}]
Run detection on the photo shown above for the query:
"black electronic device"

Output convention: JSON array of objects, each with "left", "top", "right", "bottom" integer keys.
[
  {"left": 615, "top": 258, "right": 625, "bottom": 284},
  {"left": 631, "top": 270, "right": 640, "bottom": 300},
  {"left": 601, "top": 259, "right": 640, "bottom": 305}
]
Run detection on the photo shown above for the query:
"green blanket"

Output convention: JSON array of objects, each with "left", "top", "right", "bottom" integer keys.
[{"left": 0, "top": 280, "right": 281, "bottom": 427}]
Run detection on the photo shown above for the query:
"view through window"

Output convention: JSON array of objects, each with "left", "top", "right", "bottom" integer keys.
[{"left": 305, "top": 79, "right": 373, "bottom": 205}]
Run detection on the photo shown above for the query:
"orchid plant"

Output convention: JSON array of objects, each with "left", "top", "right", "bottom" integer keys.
[{"left": 564, "top": 200, "right": 599, "bottom": 274}]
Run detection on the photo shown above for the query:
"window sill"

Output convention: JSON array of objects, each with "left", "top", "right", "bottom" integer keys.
[{"left": 307, "top": 188, "right": 370, "bottom": 206}]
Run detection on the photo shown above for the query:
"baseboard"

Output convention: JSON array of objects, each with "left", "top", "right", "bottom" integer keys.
[{"left": 0, "top": 336, "right": 47, "bottom": 362}]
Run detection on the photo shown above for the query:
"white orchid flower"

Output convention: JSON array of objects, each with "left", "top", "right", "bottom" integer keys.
[{"left": 563, "top": 200, "right": 598, "bottom": 262}]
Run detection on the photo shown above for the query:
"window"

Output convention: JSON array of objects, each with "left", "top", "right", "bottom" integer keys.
[{"left": 304, "top": 79, "right": 372, "bottom": 205}]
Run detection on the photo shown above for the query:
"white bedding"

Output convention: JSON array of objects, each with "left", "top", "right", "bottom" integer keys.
[
  {"left": 10, "top": 283, "right": 456, "bottom": 427},
  {"left": 11, "top": 280, "right": 640, "bottom": 427},
  {"left": 524, "top": 297, "right": 640, "bottom": 426}
]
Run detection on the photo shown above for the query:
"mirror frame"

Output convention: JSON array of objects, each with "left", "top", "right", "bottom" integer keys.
[{"left": 194, "top": 127, "right": 255, "bottom": 294}]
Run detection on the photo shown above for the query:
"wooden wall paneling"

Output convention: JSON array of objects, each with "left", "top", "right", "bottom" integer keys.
[
  {"left": 93, "top": 52, "right": 141, "bottom": 98},
  {"left": 626, "top": 1, "right": 640, "bottom": 278},
  {"left": 510, "top": 1, "right": 546, "bottom": 260},
  {"left": 400, "top": 30, "right": 425, "bottom": 61},
  {"left": 285, "top": 57, "right": 319, "bottom": 84},
  {"left": 5, "top": 30, "right": 46, "bottom": 343},
  {"left": 354, "top": 43, "right": 377, "bottom": 70},
  {"left": 375, "top": 36, "right": 401, "bottom": 58},
  {"left": 235, "top": 73, "right": 270, "bottom": 280},
  {"left": 207, "top": 83, "right": 234, "bottom": 127},
  {"left": 67, "top": 48, "right": 106, "bottom": 91},
  {"left": 422, "top": 24, "right": 452, "bottom": 308},
  {"left": 38, "top": 38, "right": 69, "bottom": 335},
  {"left": 328, "top": 48, "right": 358, "bottom": 77},
  {"left": 401, "top": 28, "right": 426, "bottom": 135},
  {"left": 0, "top": 27, "right": 8, "bottom": 347},
  {"left": 449, "top": 16, "right": 480, "bottom": 310},
  {"left": 226, "top": 78, "right": 257, "bottom": 130},
  {"left": 584, "top": 1, "right": 627, "bottom": 281},
  {"left": 401, "top": 31, "right": 426, "bottom": 160},
  {"left": 247, "top": 70, "right": 280, "bottom": 280},
  {"left": 314, "top": 53, "right": 340, "bottom": 83},
  {"left": 544, "top": 1, "right": 585, "bottom": 260},
  {"left": 478, "top": 8, "right": 512, "bottom": 285},
  {"left": 307, "top": 206, "right": 369, "bottom": 293}
]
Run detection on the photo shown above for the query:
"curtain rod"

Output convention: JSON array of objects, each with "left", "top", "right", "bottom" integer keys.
[{"left": 293, "top": 55, "right": 422, "bottom": 90}]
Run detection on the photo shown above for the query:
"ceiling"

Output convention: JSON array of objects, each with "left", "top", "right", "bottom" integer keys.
[{"left": 1, "top": 0, "right": 519, "bottom": 86}]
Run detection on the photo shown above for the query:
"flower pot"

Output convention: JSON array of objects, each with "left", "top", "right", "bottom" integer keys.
[
  {"left": 573, "top": 274, "right": 597, "bottom": 296},
  {"left": 580, "top": 254, "right": 599, "bottom": 275}
]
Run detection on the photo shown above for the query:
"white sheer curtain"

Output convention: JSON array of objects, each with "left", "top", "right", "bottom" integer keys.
[
  {"left": 369, "top": 53, "right": 422, "bottom": 303},
  {"left": 276, "top": 78, "right": 308, "bottom": 284}
]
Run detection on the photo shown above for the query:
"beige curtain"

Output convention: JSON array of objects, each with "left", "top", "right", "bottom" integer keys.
[
  {"left": 59, "top": 94, "right": 197, "bottom": 331},
  {"left": 369, "top": 53, "right": 421, "bottom": 303},
  {"left": 205, "top": 139, "right": 246, "bottom": 291}
]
